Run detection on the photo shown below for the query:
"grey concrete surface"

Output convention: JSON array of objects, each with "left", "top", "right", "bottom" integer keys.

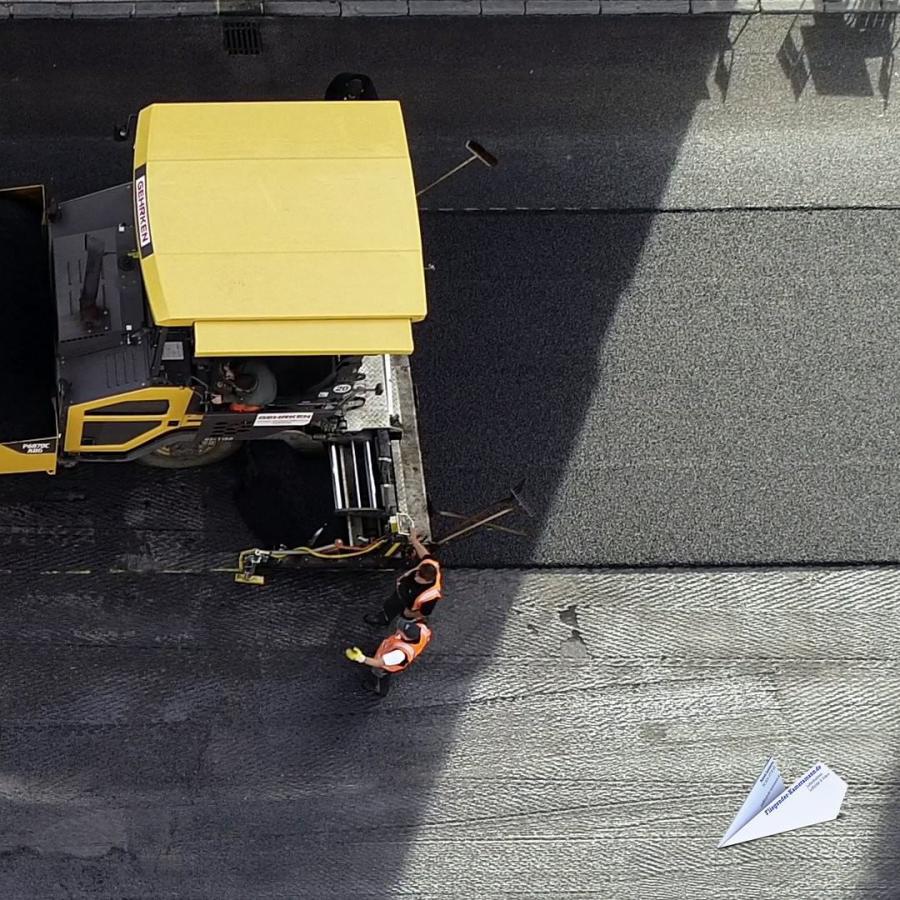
[
  {"left": 3, "top": 565, "right": 900, "bottom": 898},
  {"left": 0, "top": 0, "right": 817, "bottom": 18},
  {"left": 6, "top": 0, "right": 900, "bottom": 17}
]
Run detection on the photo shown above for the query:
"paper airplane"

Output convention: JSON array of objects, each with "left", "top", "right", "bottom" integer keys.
[{"left": 718, "top": 758, "right": 847, "bottom": 848}]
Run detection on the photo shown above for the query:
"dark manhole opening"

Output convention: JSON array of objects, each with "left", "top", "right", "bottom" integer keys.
[{"left": 223, "top": 20, "right": 263, "bottom": 56}]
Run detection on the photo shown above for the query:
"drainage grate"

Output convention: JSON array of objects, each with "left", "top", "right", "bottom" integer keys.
[{"left": 223, "top": 20, "right": 262, "bottom": 56}]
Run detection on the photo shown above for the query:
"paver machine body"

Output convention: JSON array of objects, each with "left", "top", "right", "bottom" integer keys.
[{"left": 0, "top": 100, "right": 430, "bottom": 550}]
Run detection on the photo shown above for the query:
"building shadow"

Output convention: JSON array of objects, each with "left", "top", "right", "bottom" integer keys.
[
  {"left": 714, "top": 11, "right": 758, "bottom": 103},
  {"left": 780, "top": 12, "right": 896, "bottom": 106}
]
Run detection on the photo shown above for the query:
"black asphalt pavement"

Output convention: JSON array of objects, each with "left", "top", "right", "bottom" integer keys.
[
  {"left": 3, "top": 16, "right": 899, "bottom": 211},
  {"left": 418, "top": 207, "right": 900, "bottom": 566},
  {"left": 2, "top": 12, "right": 900, "bottom": 900}
]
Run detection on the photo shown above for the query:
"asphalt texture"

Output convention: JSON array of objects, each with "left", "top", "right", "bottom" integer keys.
[
  {"left": 2, "top": 11, "right": 900, "bottom": 900},
  {"left": 419, "top": 207, "right": 900, "bottom": 566},
  {"left": 5, "top": 565, "right": 900, "bottom": 899}
]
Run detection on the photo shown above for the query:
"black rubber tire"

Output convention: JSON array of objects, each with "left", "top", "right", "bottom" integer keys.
[{"left": 138, "top": 437, "right": 241, "bottom": 469}]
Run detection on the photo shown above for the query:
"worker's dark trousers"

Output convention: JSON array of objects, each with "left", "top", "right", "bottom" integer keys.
[
  {"left": 366, "top": 668, "right": 393, "bottom": 697},
  {"left": 372, "top": 590, "right": 407, "bottom": 626}
]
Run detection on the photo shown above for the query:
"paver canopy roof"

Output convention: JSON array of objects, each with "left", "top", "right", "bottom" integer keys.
[{"left": 134, "top": 101, "right": 425, "bottom": 355}]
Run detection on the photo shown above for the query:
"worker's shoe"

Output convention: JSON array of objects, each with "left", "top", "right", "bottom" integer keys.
[
  {"left": 369, "top": 670, "right": 391, "bottom": 697},
  {"left": 363, "top": 612, "right": 388, "bottom": 627}
]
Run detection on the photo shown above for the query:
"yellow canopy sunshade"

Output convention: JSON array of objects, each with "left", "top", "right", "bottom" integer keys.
[
  {"left": 133, "top": 101, "right": 426, "bottom": 354},
  {"left": 195, "top": 318, "right": 414, "bottom": 357}
]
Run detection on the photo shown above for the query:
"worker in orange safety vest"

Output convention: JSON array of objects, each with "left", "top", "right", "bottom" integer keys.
[
  {"left": 364, "top": 529, "right": 443, "bottom": 626},
  {"left": 345, "top": 619, "right": 433, "bottom": 697}
]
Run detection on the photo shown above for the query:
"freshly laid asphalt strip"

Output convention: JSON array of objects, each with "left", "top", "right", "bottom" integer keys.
[
  {"left": 417, "top": 208, "right": 900, "bottom": 567},
  {"left": 4, "top": 205, "right": 899, "bottom": 569},
  {"left": 0, "top": 16, "right": 898, "bottom": 565}
]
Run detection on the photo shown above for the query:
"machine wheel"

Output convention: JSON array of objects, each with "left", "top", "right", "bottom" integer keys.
[{"left": 139, "top": 437, "right": 240, "bottom": 469}]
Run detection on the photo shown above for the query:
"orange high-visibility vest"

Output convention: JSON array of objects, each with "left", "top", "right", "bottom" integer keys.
[
  {"left": 376, "top": 622, "right": 433, "bottom": 673},
  {"left": 397, "top": 559, "right": 443, "bottom": 614}
]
